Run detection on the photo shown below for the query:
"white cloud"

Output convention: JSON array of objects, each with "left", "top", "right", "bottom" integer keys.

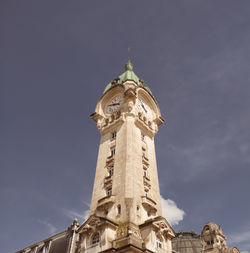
[
  {"left": 161, "top": 196, "right": 185, "bottom": 226},
  {"left": 38, "top": 220, "right": 57, "bottom": 236},
  {"left": 63, "top": 208, "right": 89, "bottom": 223}
]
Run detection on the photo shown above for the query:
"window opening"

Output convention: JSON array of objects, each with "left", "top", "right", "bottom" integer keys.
[
  {"left": 106, "top": 187, "right": 112, "bottom": 196},
  {"left": 141, "top": 133, "right": 145, "bottom": 141},
  {"left": 111, "top": 132, "right": 116, "bottom": 140},
  {"left": 44, "top": 242, "right": 50, "bottom": 253},
  {"left": 117, "top": 205, "right": 121, "bottom": 215},
  {"left": 92, "top": 233, "right": 100, "bottom": 244},
  {"left": 142, "top": 148, "right": 146, "bottom": 158},
  {"left": 156, "top": 237, "right": 162, "bottom": 249},
  {"left": 108, "top": 166, "right": 114, "bottom": 176},
  {"left": 110, "top": 147, "right": 115, "bottom": 156}
]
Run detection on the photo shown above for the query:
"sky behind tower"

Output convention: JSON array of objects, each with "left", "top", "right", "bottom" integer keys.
[{"left": 1, "top": 1, "right": 250, "bottom": 252}]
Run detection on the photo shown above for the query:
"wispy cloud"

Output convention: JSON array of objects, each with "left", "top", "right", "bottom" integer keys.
[
  {"left": 62, "top": 208, "right": 89, "bottom": 223},
  {"left": 161, "top": 196, "right": 185, "bottom": 226},
  {"left": 228, "top": 229, "right": 250, "bottom": 252},
  {"left": 228, "top": 230, "right": 250, "bottom": 244},
  {"left": 38, "top": 220, "right": 57, "bottom": 236}
]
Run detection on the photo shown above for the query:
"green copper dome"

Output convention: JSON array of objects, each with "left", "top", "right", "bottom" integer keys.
[{"left": 103, "top": 60, "right": 152, "bottom": 95}]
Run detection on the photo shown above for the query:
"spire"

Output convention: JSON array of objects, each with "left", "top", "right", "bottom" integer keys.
[
  {"left": 103, "top": 60, "right": 152, "bottom": 95},
  {"left": 125, "top": 58, "right": 133, "bottom": 71}
]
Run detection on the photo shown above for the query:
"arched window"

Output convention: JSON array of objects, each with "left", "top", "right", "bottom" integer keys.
[{"left": 92, "top": 233, "right": 100, "bottom": 244}]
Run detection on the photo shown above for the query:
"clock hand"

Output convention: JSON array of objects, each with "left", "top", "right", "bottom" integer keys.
[
  {"left": 141, "top": 103, "right": 147, "bottom": 113},
  {"left": 108, "top": 103, "right": 120, "bottom": 106}
]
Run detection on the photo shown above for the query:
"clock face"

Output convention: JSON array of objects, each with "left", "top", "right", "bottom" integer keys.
[
  {"left": 106, "top": 95, "right": 123, "bottom": 114},
  {"left": 137, "top": 98, "right": 149, "bottom": 114}
]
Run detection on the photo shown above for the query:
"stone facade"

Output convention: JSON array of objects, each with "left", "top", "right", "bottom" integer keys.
[
  {"left": 15, "top": 61, "right": 240, "bottom": 253},
  {"left": 201, "top": 222, "right": 240, "bottom": 253}
]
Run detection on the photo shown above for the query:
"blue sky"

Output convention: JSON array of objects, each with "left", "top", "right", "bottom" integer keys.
[{"left": 1, "top": 1, "right": 250, "bottom": 252}]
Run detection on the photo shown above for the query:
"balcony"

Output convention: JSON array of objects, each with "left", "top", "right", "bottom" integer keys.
[
  {"left": 104, "top": 175, "right": 112, "bottom": 186},
  {"left": 143, "top": 176, "right": 151, "bottom": 189},
  {"left": 142, "top": 156, "right": 149, "bottom": 166},
  {"left": 106, "top": 155, "right": 115, "bottom": 165},
  {"left": 97, "top": 195, "right": 115, "bottom": 210},
  {"left": 141, "top": 196, "right": 157, "bottom": 215}
]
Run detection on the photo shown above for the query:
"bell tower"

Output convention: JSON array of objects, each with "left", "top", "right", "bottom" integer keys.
[{"left": 77, "top": 60, "right": 175, "bottom": 253}]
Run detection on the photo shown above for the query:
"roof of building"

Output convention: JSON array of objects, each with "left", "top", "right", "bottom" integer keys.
[
  {"left": 15, "top": 219, "right": 80, "bottom": 253},
  {"left": 103, "top": 59, "right": 152, "bottom": 95},
  {"left": 15, "top": 230, "right": 70, "bottom": 253},
  {"left": 172, "top": 230, "right": 202, "bottom": 253}
]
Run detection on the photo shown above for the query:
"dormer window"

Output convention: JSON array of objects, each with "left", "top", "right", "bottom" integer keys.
[
  {"left": 110, "top": 147, "right": 115, "bottom": 156},
  {"left": 92, "top": 233, "right": 100, "bottom": 244}
]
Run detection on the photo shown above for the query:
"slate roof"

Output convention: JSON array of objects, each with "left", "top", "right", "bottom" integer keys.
[
  {"left": 15, "top": 230, "right": 70, "bottom": 253},
  {"left": 172, "top": 231, "right": 202, "bottom": 253}
]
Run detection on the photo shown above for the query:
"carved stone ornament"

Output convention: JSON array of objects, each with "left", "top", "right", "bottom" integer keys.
[
  {"left": 200, "top": 222, "right": 241, "bottom": 253},
  {"left": 116, "top": 222, "right": 141, "bottom": 239},
  {"left": 153, "top": 220, "right": 172, "bottom": 238},
  {"left": 124, "top": 87, "right": 136, "bottom": 99},
  {"left": 78, "top": 216, "right": 102, "bottom": 235}
]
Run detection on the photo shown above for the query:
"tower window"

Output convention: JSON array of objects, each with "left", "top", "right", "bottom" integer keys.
[
  {"left": 106, "top": 187, "right": 112, "bottom": 196},
  {"left": 117, "top": 205, "right": 121, "bottom": 215},
  {"left": 141, "top": 133, "right": 145, "bottom": 141},
  {"left": 92, "top": 233, "right": 100, "bottom": 244},
  {"left": 110, "top": 147, "right": 115, "bottom": 156},
  {"left": 108, "top": 166, "right": 114, "bottom": 176},
  {"left": 111, "top": 131, "right": 116, "bottom": 140},
  {"left": 142, "top": 148, "right": 146, "bottom": 158},
  {"left": 143, "top": 167, "right": 147, "bottom": 177}
]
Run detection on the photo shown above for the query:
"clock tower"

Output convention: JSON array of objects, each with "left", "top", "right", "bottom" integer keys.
[
  {"left": 77, "top": 60, "right": 175, "bottom": 253},
  {"left": 15, "top": 61, "right": 241, "bottom": 253}
]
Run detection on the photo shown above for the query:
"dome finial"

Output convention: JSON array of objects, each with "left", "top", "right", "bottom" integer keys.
[{"left": 125, "top": 58, "right": 133, "bottom": 71}]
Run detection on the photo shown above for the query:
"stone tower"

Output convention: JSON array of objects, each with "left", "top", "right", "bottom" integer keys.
[
  {"left": 14, "top": 62, "right": 241, "bottom": 253},
  {"left": 77, "top": 60, "right": 175, "bottom": 253}
]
